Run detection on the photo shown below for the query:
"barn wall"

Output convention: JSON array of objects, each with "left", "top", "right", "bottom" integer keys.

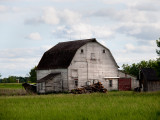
[
  {"left": 68, "top": 42, "right": 119, "bottom": 91},
  {"left": 36, "top": 69, "right": 68, "bottom": 91},
  {"left": 45, "top": 74, "right": 62, "bottom": 92},
  {"left": 37, "top": 82, "right": 45, "bottom": 93},
  {"left": 103, "top": 79, "right": 118, "bottom": 91},
  {"left": 118, "top": 71, "right": 139, "bottom": 90},
  {"left": 147, "top": 81, "right": 160, "bottom": 92},
  {"left": 37, "top": 74, "right": 62, "bottom": 93}
]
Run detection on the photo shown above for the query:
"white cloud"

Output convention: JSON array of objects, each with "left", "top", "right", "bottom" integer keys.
[
  {"left": 90, "top": 0, "right": 160, "bottom": 41},
  {"left": 118, "top": 23, "right": 160, "bottom": 40},
  {"left": 103, "top": 0, "right": 160, "bottom": 8},
  {"left": 124, "top": 42, "right": 156, "bottom": 53},
  {"left": 125, "top": 44, "right": 135, "bottom": 51},
  {"left": 48, "top": 0, "right": 81, "bottom": 2},
  {"left": 41, "top": 7, "right": 59, "bottom": 25},
  {"left": 60, "top": 9, "right": 81, "bottom": 25},
  {"left": 27, "top": 32, "right": 42, "bottom": 40},
  {"left": 0, "top": 46, "right": 51, "bottom": 77},
  {"left": 27, "top": 7, "right": 82, "bottom": 25},
  {"left": 52, "top": 23, "right": 114, "bottom": 40},
  {"left": 91, "top": 7, "right": 160, "bottom": 40},
  {"left": 0, "top": 5, "right": 22, "bottom": 13},
  {"left": 0, "top": 5, "right": 8, "bottom": 12},
  {"left": 11, "top": 7, "right": 21, "bottom": 12}
]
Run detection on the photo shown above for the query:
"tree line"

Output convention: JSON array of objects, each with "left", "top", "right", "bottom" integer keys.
[{"left": 0, "top": 66, "right": 37, "bottom": 83}]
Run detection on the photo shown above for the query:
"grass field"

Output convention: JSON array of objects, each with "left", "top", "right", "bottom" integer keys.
[
  {"left": 0, "top": 83, "right": 160, "bottom": 120},
  {"left": 0, "top": 83, "right": 23, "bottom": 89},
  {"left": 0, "top": 91, "right": 160, "bottom": 120},
  {"left": 0, "top": 83, "right": 26, "bottom": 96}
]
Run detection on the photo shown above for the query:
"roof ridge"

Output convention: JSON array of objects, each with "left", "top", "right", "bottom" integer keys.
[{"left": 58, "top": 38, "right": 96, "bottom": 44}]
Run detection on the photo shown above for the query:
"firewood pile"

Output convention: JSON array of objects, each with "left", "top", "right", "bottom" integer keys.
[{"left": 71, "top": 82, "right": 107, "bottom": 94}]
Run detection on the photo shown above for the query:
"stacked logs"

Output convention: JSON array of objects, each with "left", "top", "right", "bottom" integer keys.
[{"left": 71, "top": 82, "right": 107, "bottom": 94}]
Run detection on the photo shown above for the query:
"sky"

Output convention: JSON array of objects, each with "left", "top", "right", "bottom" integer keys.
[{"left": 0, "top": 0, "right": 160, "bottom": 78}]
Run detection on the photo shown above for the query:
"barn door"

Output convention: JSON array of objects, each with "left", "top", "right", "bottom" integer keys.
[
  {"left": 118, "top": 78, "right": 131, "bottom": 91},
  {"left": 53, "top": 76, "right": 62, "bottom": 92}
]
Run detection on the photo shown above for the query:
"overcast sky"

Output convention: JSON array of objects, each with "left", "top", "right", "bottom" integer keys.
[{"left": 0, "top": 0, "right": 159, "bottom": 78}]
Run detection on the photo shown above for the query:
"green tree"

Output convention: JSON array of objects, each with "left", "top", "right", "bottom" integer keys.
[
  {"left": 8, "top": 76, "right": 17, "bottom": 83},
  {"left": 122, "top": 60, "right": 159, "bottom": 77},
  {"left": 156, "top": 38, "right": 160, "bottom": 59},
  {"left": 29, "top": 66, "right": 37, "bottom": 83},
  {"left": 156, "top": 38, "right": 160, "bottom": 77}
]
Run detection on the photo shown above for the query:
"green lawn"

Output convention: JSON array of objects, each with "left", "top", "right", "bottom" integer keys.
[
  {"left": 0, "top": 92, "right": 160, "bottom": 120},
  {"left": 0, "top": 83, "right": 23, "bottom": 89}
]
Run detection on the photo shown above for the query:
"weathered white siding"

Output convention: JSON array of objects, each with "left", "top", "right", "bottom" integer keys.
[
  {"left": 68, "top": 42, "right": 119, "bottom": 91},
  {"left": 118, "top": 71, "right": 139, "bottom": 90},
  {"left": 37, "top": 82, "right": 45, "bottom": 93},
  {"left": 37, "top": 74, "right": 62, "bottom": 93},
  {"left": 37, "top": 69, "right": 68, "bottom": 91},
  {"left": 46, "top": 74, "right": 62, "bottom": 92}
]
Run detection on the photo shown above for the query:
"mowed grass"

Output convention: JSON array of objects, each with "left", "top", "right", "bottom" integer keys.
[{"left": 0, "top": 92, "right": 160, "bottom": 120}]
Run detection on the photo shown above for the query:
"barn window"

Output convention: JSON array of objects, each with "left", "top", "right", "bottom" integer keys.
[
  {"left": 75, "top": 79, "right": 78, "bottom": 87},
  {"left": 91, "top": 53, "right": 96, "bottom": 60},
  {"left": 71, "top": 69, "right": 78, "bottom": 78},
  {"left": 109, "top": 80, "right": 112, "bottom": 87},
  {"left": 103, "top": 49, "right": 105, "bottom": 53},
  {"left": 81, "top": 49, "right": 83, "bottom": 53}
]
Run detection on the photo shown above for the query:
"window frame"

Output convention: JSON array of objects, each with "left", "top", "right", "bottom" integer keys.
[
  {"left": 109, "top": 80, "right": 112, "bottom": 87},
  {"left": 91, "top": 53, "right": 96, "bottom": 60},
  {"left": 75, "top": 79, "right": 78, "bottom": 87},
  {"left": 81, "top": 49, "right": 84, "bottom": 53}
]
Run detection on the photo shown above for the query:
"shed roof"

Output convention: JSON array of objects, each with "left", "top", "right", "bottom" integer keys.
[
  {"left": 141, "top": 68, "right": 159, "bottom": 81},
  {"left": 37, "top": 73, "right": 60, "bottom": 83},
  {"left": 37, "top": 38, "right": 118, "bottom": 70}
]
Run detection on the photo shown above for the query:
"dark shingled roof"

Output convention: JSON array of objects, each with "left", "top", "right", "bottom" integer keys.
[
  {"left": 141, "top": 68, "right": 159, "bottom": 81},
  {"left": 37, "top": 38, "right": 97, "bottom": 70},
  {"left": 37, "top": 73, "right": 60, "bottom": 83}
]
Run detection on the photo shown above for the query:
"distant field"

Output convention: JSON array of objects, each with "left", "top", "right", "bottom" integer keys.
[
  {"left": 0, "top": 83, "right": 26, "bottom": 96},
  {"left": 0, "top": 83, "right": 23, "bottom": 89},
  {"left": 0, "top": 91, "right": 160, "bottom": 120}
]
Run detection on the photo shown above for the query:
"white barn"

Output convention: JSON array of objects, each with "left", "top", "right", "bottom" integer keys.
[{"left": 36, "top": 38, "right": 137, "bottom": 93}]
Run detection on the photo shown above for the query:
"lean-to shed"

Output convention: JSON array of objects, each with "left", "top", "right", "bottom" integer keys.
[{"left": 139, "top": 68, "right": 160, "bottom": 92}]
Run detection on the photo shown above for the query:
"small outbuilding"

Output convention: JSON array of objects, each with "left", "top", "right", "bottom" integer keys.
[
  {"left": 118, "top": 70, "right": 139, "bottom": 91},
  {"left": 139, "top": 68, "right": 160, "bottom": 92}
]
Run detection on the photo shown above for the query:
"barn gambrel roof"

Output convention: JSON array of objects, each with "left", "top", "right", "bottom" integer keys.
[{"left": 37, "top": 38, "right": 118, "bottom": 70}]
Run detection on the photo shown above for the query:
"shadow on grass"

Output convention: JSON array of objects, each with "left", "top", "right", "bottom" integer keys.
[{"left": 156, "top": 111, "right": 160, "bottom": 120}]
